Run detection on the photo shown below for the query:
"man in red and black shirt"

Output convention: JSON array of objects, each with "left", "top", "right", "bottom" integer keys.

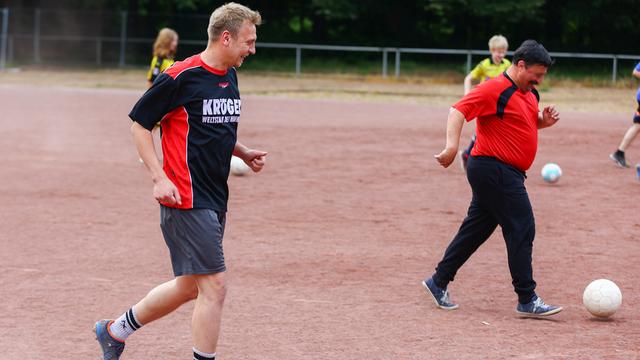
[
  {"left": 95, "top": 4, "right": 265, "bottom": 360},
  {"left": 422, "top": 40, "right": 562, "bottom": 318}
]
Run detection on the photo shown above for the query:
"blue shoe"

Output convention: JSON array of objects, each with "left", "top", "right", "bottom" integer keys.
[
  {"left": 422, "top": 277, "right": 459, "bottom": 310},
  {"left": 94, "top": 319, "right": 125, "bottom": 360},
  {"left": 516, "top": 295, "right": 563, "bottom": 317}
]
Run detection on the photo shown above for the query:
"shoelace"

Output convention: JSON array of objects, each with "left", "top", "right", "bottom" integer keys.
[
  {"left": 532, "top": 297, "right": 547, "bottom": 311},
  {"left": 441, "top": 290, "right": 451, "bottom": 303}
]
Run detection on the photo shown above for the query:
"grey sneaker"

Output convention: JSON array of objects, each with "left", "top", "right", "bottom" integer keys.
[
  {"left": 422, "top": 277, "right": 459, "bottom": 310},
  {"left": 516, "top": 295, "right": 563, "bottom": 318},
  {"left": 94, "top": 319, "right": 125, "bottom": 360},
  {"left": 610, "top": 152, "right": 629, "bottom": 168}
]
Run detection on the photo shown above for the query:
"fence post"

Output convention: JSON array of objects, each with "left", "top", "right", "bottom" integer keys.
[
  {"left": 382, "top": 49, "right": 388, "bottom": 78},
  {"left": 466, "top": 51, "right": 472, "bottom": 73},
  {"left": 34, "top": 8, "right": 41, "bottom": 63},
  {"left": 96, "top": 39, "right": 102, "bottom": 66},
  {"left": 8, "top": 34, "right": 13, "bottom": 64},
  {"left": 394, "top": 49, "right": 400, "bottom": 78},
  {"left": 0, "top": 8, "right": 8, "bottom": 70},
  {"left": 119, "top": 11, "right": 127, "bottom": 67},
  {"left": 295, "top": 46, "right": 301, "bottom": 76},
  {"left": 612, "top": 55, "right": 618, "bottom": 83}
]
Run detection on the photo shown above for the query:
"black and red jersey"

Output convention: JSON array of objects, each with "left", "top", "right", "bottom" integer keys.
[
  {"left": 453, "top": 72, "right": 540, "bottom": 172},
  {"left": 129, "top": 53, "right": 241, "bottom": 211}
]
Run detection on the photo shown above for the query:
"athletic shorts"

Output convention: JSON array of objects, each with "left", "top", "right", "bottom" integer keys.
[
  {"left": 634, "top": 99, "right": 640, "bottom": 124},
  {"left": 160, "top": 205, "right": 226, "bottom": 276}
]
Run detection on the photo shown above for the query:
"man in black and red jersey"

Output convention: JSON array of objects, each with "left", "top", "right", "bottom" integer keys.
[
  {"left": 94, "top": 4, "right": 265, "bottom": 360},
  {"left": 422, "top": 40, "right": 562, "bottom": 318}
]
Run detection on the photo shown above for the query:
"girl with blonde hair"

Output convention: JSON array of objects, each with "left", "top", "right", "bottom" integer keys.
[{"left": 147, "top": 28, "right": 179, "bottom": 87}]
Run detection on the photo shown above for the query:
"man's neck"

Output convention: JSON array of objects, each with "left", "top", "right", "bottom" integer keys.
[
  {"left": 200, "top": 46, "right": 228, "bottom": 71},
  {"left": 505, "top": 66, "right": 524, "bottom": 92}
]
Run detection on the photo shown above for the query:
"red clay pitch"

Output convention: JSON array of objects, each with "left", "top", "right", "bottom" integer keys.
[{"left": 0, "top": 85, "right": 638, "bottom": 359}]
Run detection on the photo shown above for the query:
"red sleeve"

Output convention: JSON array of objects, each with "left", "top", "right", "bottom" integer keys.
[{"left": 452, "top": 82, "right": 496, "bottom": 122}]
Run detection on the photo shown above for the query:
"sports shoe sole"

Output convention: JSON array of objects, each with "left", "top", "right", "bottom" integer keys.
[
  {"left": 516, "top": 306, "right": 563, "bottom": 318},
  {"left": 421, "top": 280, "right": 459, "bottom": 310},
  {"left": 609, "top": 154, "right": 629, "bottom": 168}
]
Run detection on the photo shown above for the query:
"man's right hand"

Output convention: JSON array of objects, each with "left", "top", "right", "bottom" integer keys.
[
  {"left": 153, "top": 177, "right": 182, "bottom": 206},
  {"left": 434, "top": 147, "right": 458, "bottom": 168}
]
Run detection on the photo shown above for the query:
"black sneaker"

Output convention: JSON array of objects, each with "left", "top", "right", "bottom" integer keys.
[
  {"left": 422, "top": 277, "right": 459, "bottom": 310},
  {"left": 610, "top": 152, "right": 629, "bottom": 168}
]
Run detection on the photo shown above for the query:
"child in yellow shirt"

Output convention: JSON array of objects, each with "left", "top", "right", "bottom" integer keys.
[{"left": 459, "top": 35, "right": 510, "bottom": 171}]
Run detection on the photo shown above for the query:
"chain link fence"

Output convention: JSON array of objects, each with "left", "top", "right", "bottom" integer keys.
[{"left": 1, "top": 7, "right": 640, "bottom": 82}]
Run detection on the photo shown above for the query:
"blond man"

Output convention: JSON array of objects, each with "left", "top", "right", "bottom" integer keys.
[
  {"left": 460, "top": 35, "right": 511, "bottom": 171},
  {"left": 94, "top": 4, "right": 265, "bottom": 359}
]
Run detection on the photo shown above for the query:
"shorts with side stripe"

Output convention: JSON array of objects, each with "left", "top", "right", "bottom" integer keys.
[{"left": 160, "top": 205, "right": 226, "bottom": 276}]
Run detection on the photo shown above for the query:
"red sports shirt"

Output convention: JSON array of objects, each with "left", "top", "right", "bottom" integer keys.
[{"left": 453, "top": 72, "right": 540, "bottom": 171}]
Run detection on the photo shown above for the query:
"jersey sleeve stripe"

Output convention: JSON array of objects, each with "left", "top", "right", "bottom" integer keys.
[{"left": 160, "top": 106, "right": 193, "bottom": 208}]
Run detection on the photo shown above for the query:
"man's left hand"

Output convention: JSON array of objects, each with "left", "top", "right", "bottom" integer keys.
[
  {"left": 240, "top": 149, "right": 268, "bottom": 172},
  {"left": 540, "top": 105, "right": 560, "bottom": 128}
]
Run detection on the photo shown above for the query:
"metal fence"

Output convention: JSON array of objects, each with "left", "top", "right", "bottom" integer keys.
[
  {"left": 2, "top": 7, "right": 640, "bottom": 82},
  {"left": 0, "top": 8, "right": 8, "bottom": 70}
]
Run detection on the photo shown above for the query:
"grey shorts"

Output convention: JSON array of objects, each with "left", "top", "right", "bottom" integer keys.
[{"left": 160, "top": 205, "right": 226, "bottom": 276}]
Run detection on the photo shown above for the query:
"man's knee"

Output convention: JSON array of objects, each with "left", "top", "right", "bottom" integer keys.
[
  {"left": 175, "top": 277, "right": 199, "bottom": 301},
  {"left": 196, "top": 273, "right": 227, "bottom": 303}
]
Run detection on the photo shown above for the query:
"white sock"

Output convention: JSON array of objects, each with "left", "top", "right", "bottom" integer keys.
[
  {"left": 193, "top": 347, "right": 216, "bottom": 359},
  {"left": 109, "top": 307, "right": 142, "bottom": 342}
]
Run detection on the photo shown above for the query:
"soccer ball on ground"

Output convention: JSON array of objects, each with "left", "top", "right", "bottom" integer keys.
[
  {"left": 230, "top": 156, "right": 251, "bottom": 176},
  {"left": 541, "top": 163, "right": 562, "bottom": 183},
  {"left": 583, "top": 279, "right": 622, "bottom": 318}
]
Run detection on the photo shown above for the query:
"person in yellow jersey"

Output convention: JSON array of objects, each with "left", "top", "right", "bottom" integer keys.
[
  {"left": 459, "top": 35, "right": 510, "bottom": 171},
  {"left": 147, "top": 28, "right": 179, "bottom": 88},
  {"left": 140, "top": 28, "right": 179, "bottom": 163}
]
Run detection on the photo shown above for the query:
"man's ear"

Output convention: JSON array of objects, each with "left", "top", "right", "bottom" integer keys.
[{"left": 221, "top": 30, "right": 231, "bottom": 46}]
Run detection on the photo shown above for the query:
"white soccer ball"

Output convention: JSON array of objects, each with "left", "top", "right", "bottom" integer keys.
[
  {"left": 541, "top": 163, "right": 562, "bottom": 183},
  {"left": 583, "top": 279, "right": 622, "bottom": 318},
  {"left": 230, "top": 156, "right": 251, "bottom": 176}
]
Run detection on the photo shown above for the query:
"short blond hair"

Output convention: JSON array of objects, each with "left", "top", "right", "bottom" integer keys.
[
  {"left": 153, "top": 28, "right": 178, "bottom": 58},
  {"left": 488, "top": 35, "right": 508, "bottom": 50},
  {"left": 207, "top": 3, "right": 262, "bottom": 40}
]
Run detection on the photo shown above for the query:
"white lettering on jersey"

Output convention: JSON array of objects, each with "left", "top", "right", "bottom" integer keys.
[
  {"left": 227, "top": 99, "right": 235, "bottom": 115},
  {"left": 220, "top": 100, "right": 228, "bottom": 115},
  {"left": 203, "top": 99, "right": 213, "bottom": 115},
  {"left": 201, "top": 98, "right": 241, "bottom": 124}
]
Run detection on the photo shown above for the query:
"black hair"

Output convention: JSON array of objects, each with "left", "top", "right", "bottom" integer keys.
[{"left": 512, "top": 40, "right": 554, "bottom": 67}]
